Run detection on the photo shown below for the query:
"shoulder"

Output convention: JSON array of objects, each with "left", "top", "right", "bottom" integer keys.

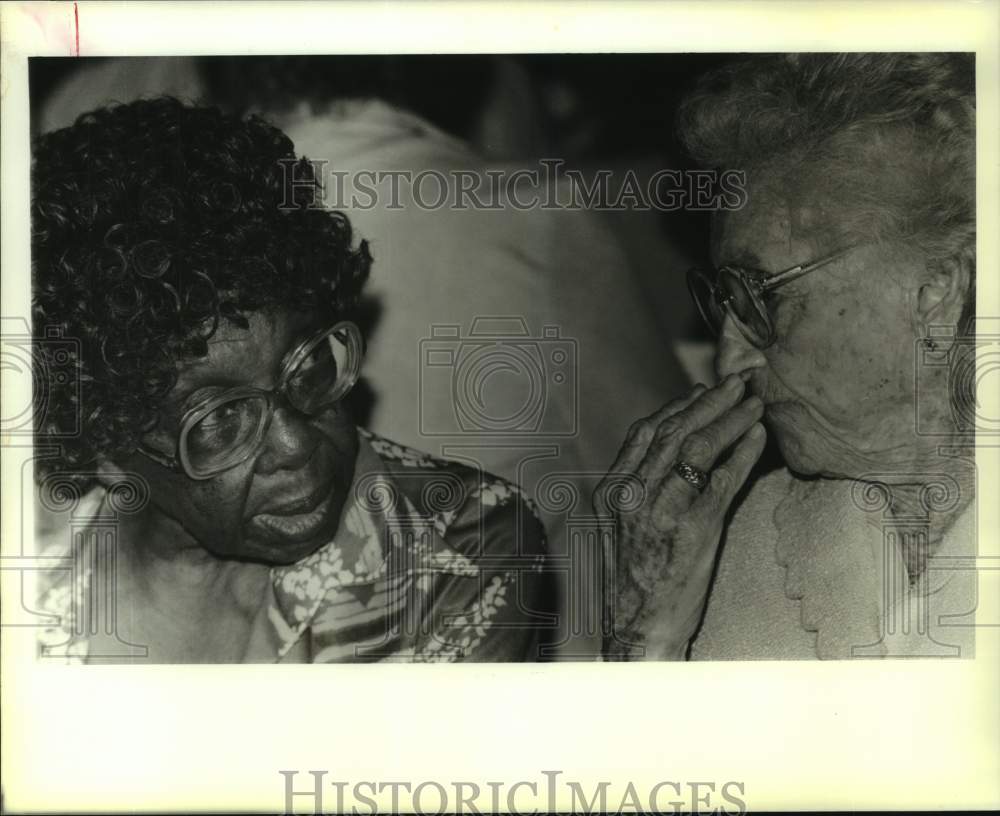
[{"left": 360, "top": 429, "right": 547, "bottom": 559}]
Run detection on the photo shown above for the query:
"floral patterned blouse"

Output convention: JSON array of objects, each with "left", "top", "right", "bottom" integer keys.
[{"left": 35, "top": 429, "right": 553, "bottom": 663}]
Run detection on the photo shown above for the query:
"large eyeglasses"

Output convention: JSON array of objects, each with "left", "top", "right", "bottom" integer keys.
[
  {"left": 138, "top": 321, "right": 364, "bottom": 480},
  {"left": 687, "top": 249, "right": 851, "bottom": 348}
]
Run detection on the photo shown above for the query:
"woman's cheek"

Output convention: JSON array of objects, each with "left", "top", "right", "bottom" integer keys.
[
  {"left": 770, "top": 296, "right": 866, "bottom": 418},
  {"left": 807, "top": 298, "right": 910, "bottom": 428},
  {"left": 771, "top": 298, "right": 835, "bottom": 389},
  {"left": 316, "top": 411, "right": 360, "bottom": 466},
  {"left": 185, "top": 473, "right": 254, "bottom": 548}
]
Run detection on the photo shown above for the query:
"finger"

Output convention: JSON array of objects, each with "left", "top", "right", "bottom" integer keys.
[
  {"left": 608, "top": 384, "right": 708, "bottom": 474},
  {"left": 675, "top": 394, "right": 764, "bottom": 474},
  {"left": 662, "top": 425, "right": 767, "bottom": 574},
  {"left": 646, "top": 396, "right": 764, "bottom": 514},
  {"left": 697, "top": 422, "right": 767, "bottom": 515},
  {"left": 635, "top": 374, "right": 747, "bottom": 486},
  {"left": 594, "top": 384, "right": 707, "bottom": 514},
  {"left": 642, "top": 382, "right": 710, "bottom": 428},
  {"left": 670, "top": 373, "right": 748, "bottom": 438}
]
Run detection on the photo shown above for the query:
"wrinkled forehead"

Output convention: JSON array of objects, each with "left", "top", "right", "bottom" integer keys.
[
  {"left": 173, "top": 309, "right": 319, "bottom": 391},
  {"left": 709, "top": 171, "right": 832, "bottom": 270}
]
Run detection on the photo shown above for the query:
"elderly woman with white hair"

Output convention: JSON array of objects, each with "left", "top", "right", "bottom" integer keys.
[{"left": 599, "top": 53, "right": 977, "bottom": 660}]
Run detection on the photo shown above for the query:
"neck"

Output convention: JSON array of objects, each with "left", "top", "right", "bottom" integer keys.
[{"left": 117, "top": 503, "right": 266, "bottom": 617}]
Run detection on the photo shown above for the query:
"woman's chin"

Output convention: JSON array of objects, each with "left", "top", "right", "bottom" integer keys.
[
  {"left": 773, "top": 432, "right": 824, "bottom": 476},
  {"left": 766, "top": 403, "right": 855, "bottom": 478},
  {"left": 227, "top": 536, "right": 329, "bottom": 566}
]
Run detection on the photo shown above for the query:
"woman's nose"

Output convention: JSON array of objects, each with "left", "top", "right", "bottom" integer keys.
[
  {"left": 716, "top": 314, "right": 768, "bottom": 380},
  {"left": 254, "top": 405, "right": 317, "bottom": 475}
]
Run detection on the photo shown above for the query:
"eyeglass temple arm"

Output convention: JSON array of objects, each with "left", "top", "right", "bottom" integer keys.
[
  {"left": 136, "top": 444, "right": 182, "bottom": 471},
  {"left": 758, "top": 249, "right": 851, "bottom": 290}
]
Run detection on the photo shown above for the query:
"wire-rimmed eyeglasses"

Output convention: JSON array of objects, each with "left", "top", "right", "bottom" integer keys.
[{"left": 687, "top": 249, "right": 852, "bottom": 348}]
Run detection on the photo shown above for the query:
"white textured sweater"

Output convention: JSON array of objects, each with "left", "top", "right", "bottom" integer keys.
[{"left": 691, "top": 467, "right": 976, "bottom": 660}]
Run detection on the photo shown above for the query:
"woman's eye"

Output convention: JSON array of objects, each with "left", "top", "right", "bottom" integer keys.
[
  {"left": 201, "top": 403, "right": 237, "bottom": 428},
  {"left": 188, "top": 400, "right": 257, "bottom": 454}
]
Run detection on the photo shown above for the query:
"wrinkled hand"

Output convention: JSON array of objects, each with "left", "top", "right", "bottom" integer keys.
[{"left": 594, "top": 374, "right": 766, "bottom": 660}]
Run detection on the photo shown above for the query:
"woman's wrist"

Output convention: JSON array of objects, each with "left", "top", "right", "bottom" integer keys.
[
  {"left": 644, "top": 637, "right": 690, "bottom": 661},
  {"left": 602, "top": 636, "right": 689, "bottom": 661},
  {"left": 602, "top": 617, "right": 690, "bottom": 661}
]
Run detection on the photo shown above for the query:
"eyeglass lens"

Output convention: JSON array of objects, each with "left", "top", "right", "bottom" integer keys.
[
  {"left": 717, "top": 268, "right": 772, "bottom": 347},
  {"left": 287, "top": 326, "right": 355, "bottom": 413},
  {"left": 688, "top": 268, "right": 726, "bottom": 334},
  {"left": 185, "top": 396, "right": 269, "bottom": 475},
  {"left": 181, "top": 325, "right": 359, "bottom": 476}
]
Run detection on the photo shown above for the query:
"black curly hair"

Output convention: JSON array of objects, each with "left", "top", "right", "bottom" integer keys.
[{"left": 31, "top": 96, "right": 372, "bottom": 489}]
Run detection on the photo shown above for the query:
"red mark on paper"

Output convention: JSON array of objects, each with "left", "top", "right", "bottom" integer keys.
[{"left": 74, "top": 3, "right": 80, "bottom": 56}]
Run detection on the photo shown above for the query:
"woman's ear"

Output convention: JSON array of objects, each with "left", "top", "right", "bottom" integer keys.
[{"left": 916, "top": 251, "right": 974, "bottom": 329}]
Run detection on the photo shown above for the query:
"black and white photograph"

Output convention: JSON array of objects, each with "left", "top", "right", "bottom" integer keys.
[
  {"left": 2, "top": 1, "right": 998, "bottom": 813},
  {"left": 23, "top": 48, "right": 981, "bottom": 664}
]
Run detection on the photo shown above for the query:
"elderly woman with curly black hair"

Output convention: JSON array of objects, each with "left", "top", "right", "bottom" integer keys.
[
  {"left": 32, "top": 98, "right": 552, "bottom": 663},
  {"left": 599, "top": 53, "right": 978, "bottom": 660}
]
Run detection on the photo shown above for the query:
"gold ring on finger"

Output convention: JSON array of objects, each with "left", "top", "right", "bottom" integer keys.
[{"left": 673, "top": 459, "right": 709, "bottom": 492}]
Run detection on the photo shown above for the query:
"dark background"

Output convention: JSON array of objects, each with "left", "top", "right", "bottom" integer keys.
[
  {"left": 30, "top": 54, "right": 731, "bottom": 157},
  {"left": 29, "top": 53, "right": 735, "bottom": 297}
]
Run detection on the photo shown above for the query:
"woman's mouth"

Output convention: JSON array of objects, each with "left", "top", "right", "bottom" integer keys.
[{"left": 251, "top": 482, "right": 339, "bottom": 544}]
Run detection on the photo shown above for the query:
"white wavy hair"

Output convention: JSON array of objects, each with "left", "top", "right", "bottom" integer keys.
[{"left": 678, "top": 52, "right": 975, "bottom": 335}]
